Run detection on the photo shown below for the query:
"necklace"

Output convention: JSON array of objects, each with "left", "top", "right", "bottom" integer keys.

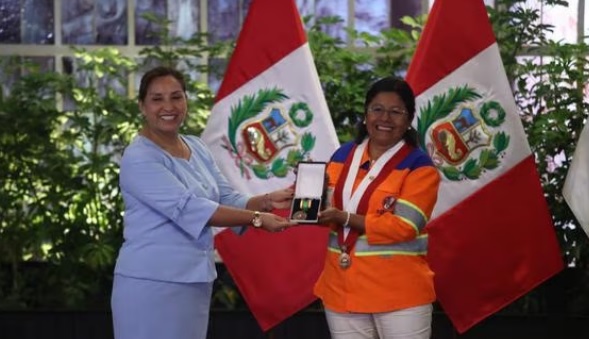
[
  {"left": 176, "top": 139, "right": 190, "bottom": 159},
  {"left": 141, "top": 129, "right": 189, "bottom": 159}
]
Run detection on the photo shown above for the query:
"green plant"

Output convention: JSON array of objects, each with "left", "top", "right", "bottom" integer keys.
[
  {"left": 2, "top": 2, "right": 588, "bottom": 316},
  {"left": 138, "top": 12, "right": 232, "bottom": 136},
  {"left": 307, "top": 15, "right": 423, "bottom": 142},
  {"left": 0, "top": 14, "right": 231, "bottom": 308},
  {"left": 490, "top": 0, "right": 589, "bottom": 268},
  {"left": 488, "top": 0, "right": 589, "bottom": 315},
  {"left": 0, "top": 58, "right": 73, "bottom": 307},
  {"left": 517, "top": 41, "right": 589, "bottom": 269},
  {"left": 0, "top": 49, "right": 142, "bottom": 308}
]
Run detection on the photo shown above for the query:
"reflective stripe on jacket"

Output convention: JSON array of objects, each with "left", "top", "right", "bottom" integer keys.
[{"left": 314, "top": 141, "right": 440, "bottom": 313}]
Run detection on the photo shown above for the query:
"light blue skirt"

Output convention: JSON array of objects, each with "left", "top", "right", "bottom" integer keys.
[{"left": 111, "top": 274, "right": 213, "bottom": 339}]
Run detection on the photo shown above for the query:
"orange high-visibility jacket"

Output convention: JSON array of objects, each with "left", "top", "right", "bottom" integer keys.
[{"left": 314, "top": 141, "right": 441, "bottom": 313}]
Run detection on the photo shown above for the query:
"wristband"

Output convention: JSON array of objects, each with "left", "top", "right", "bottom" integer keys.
[{"left": 343, "top": 211, "right": 351, "bottom": 227}]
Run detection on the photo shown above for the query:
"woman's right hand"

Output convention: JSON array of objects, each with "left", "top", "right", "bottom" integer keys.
[{"left": 259, "top": 212, "right": 296, "bottom": 232}]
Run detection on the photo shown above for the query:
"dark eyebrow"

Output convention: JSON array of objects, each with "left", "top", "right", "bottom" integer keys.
[
  {"left": 371, "top": 104, "right": 405, "bottom": 110},
  {"left": 148, "top": 91, "right": 183, "bottom": 97}
]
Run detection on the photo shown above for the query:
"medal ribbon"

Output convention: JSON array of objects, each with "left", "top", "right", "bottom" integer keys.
[
  {"left": 333, "top": 140, "right": 412, "bottom": 255},
  {"left": 300, "top": 198, "right": 312, "bottom": 211}
]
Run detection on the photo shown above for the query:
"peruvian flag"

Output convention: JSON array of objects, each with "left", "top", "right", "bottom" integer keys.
[
  {"left": 563, "top": 120, "right": 589, "bottom": 237},
  {"left": 201, "top": 0, "right": 339, "bottom": 331},
  {"left": 406, "top": 0, "right": 564, "bottom": 333}
]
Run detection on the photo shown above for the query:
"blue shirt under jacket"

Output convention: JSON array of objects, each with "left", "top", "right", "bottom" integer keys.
[{"left": 114, "top": 134, "right": 249, "bottom": 283}]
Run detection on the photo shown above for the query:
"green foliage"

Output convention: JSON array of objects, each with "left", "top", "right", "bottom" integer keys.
[
  {"left": 517, "top": 41, "right": 589, "bottom": 265},
  {"left": 306, "top": 15, "right": 423, "bottom": 142},
  {"left": 138, "top": 13, "right": 232, "bottom": 137},
  {"left": 0, "top": 62, "right": 74, "bottom": 307},
  {"left": 490, "top": 0, "right": 589, "bottom": 268},
  {"left": 488, "top": 0, "right": 589, "bottom": 315},
  {"left": 1, "top": 1, "right": 588, "bottom": 316},
  {"left": 0, "top": 15, "right": 229, "bottom": 309}
]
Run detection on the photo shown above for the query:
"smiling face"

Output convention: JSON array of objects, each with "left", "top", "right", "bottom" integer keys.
[
  {"left": 365, "top": 91, "right": 411, "bottom": 149},
  {"left": 139, "top": 75, "right": 187, "bottom": 136}
]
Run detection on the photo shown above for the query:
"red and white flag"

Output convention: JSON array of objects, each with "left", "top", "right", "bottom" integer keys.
[
  {"left": 406, "top": 0, "right": 563, "bottom": 333},
  {"left": 563, "top": 120, "right": 589, "bottom": 237},
  {"left": 201, "top": 0, "right": 339, "bottom": 331}
]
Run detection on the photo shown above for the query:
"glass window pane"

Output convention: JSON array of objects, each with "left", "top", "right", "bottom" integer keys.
[
  {"left": 242, "top": 0, "right": 252, "bottom": 24},
  {"left": 62, "top": 0, "right": 96, "bottom": 44},
  {"left": 22, "top": 0, "right": 54, "bottom": 44},
  {"left": 316, "top": 0, "right": 348, "bottom": 40},
  {"left": 296, "top": 0, "right": 315, "bottom": 18},
  {"left": 96, "top": 0, "right": 128, "bottom": 44},
  {"left": 135, "top": 0, "right": 166, "bottom": 45},
  {"left": 542, "top": 0, "right": 577, "bottom": 43},
  {"left": 63, "top": 0, "right": 127, "bottom": 45},
  {"left": 523, "top": 0, "right": 578, "bottom": 43},
  {"left": 296, "top": 0, "right": 315, "bottom": 29},
  {"left": 23, "top": 56, "right": 55, "bottom": 74},
  {"left": 208, "top": 58, "right": 228, "bottom": 95},
  {"left": 585, "top": 0, "right": 589, "bottom": 42},
  {"left": 62, "top": 56, "right": 127, "bottom": 111},
  {"left": 0, "top": 0, "right": 21, "bottom": 43},
  {"left": 390, "top": 0, "right": 422, "bottom": 29},
  {"left": 169, "top": 0, "right": 200, "bottom": 40},
  {"left": 0, "top": 56, "right": 54, "bottom": 98},
  {"left": 208, "top": 0, "right": 240, "bottom": 43},
  {"left": 355, "top": 0, "right": 389, "bottom": 34},
  {"left": 0, "top": 56, "right": 20, "bottom": 97}
]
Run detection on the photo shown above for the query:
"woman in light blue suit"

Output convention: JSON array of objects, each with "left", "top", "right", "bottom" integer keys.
[{"left": 111, "top": 66, "right": 295, "bottom": 339}]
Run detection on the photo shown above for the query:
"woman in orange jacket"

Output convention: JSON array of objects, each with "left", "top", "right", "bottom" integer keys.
[{"left": 315, "top": 77, "right": 441, "bottom": 339}]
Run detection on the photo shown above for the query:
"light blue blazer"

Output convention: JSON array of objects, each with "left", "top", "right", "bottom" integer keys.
[{"left": 114, "top": 135, "right": 249, "bottom": 283}]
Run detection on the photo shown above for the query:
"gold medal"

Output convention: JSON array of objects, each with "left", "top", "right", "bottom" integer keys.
[
  {"left": 292, "top": 210, "right": 307, "bottom": 220},
  {"left": 339, "top": 252, "right": 351, "bottom": 269}
]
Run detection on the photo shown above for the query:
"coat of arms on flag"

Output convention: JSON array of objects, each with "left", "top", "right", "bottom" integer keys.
[
  {"left": 201, "top": 0, "right": 339, "bottom": 330},
  {"left": 222, "top": 88, "right": 317, "bottom": 180},
  {"left": 406, "top": 0, "right": 563, "bottom": 333},
  {"left": 418, "top": 86, "right": 510, "bottom": 181}
]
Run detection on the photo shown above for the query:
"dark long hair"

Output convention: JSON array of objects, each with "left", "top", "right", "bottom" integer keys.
[
  {"left": 354, "top": 77, "right": 419, "bottom": 147},
  {"left": 138, "top": 66, "right": 187, "bottom": 102}
]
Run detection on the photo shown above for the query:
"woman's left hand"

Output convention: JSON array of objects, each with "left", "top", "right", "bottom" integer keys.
[{"left": 266, "top": 188, "right": 295, "bottom": 210}]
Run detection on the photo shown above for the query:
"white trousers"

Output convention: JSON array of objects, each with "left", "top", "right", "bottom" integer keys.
[{"left": 324, "top": 304, "right": 432, "bottom": 339}]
